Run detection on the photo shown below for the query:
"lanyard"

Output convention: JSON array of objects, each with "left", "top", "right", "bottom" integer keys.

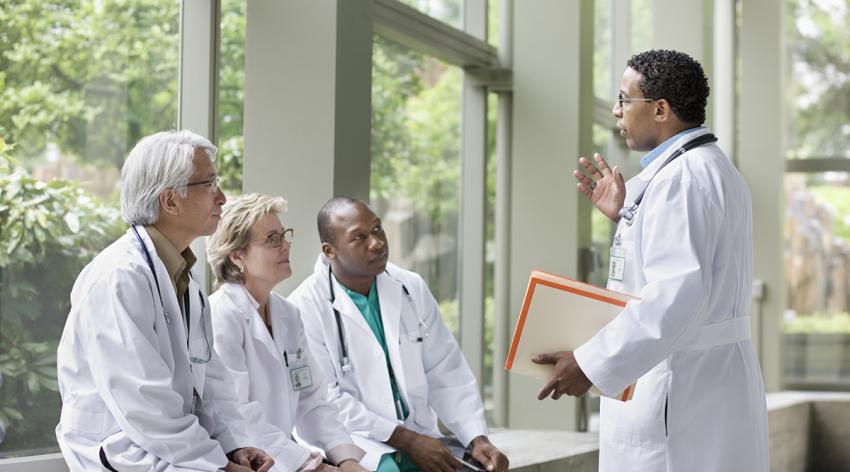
[{"left": 619, "top": 133, "right": 718, "bottom": 225}]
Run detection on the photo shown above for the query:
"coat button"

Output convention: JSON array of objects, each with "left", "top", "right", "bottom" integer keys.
[
  {"left": 375, "top": 351, "right": 382, "bottom": 359},
  {"left": 384, "top": 396, "right": 391, "bottom": 404}
]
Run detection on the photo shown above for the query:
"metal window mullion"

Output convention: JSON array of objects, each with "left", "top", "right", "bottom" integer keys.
[
  {"left": 786, "top": 158, "right": 850, "bottom": 173},
  {"left": 459, "top": 0, "right": 487, "bottom": 392},
  {"left": 374, "top": 0, "right": 497, "bottom": 68},
  {"left": 594, "top": 96, "right": 615, "bottom": 129},
  {"left": 492, "top": 0, "right": 513, "bottom": 428},
  {"left": 605, "top": 0, "right": 630, "bottom": 169},
  {"left": 179, "top": 0, "right": 220, "bottom": 292}
]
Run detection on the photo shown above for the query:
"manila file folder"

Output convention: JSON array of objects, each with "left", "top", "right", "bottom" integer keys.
[{"left": 505, "top": 270, "right": 638, "bottom": 402}]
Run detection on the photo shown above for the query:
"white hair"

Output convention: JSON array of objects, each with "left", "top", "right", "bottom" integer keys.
[{"left": 120, "top": 130, "right": 217, "bottom": 225}]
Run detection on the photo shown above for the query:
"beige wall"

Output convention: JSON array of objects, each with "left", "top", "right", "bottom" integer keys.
[
  {"left": 507, "top": 0, "right": 594, "bottom": 430},
  {"left": 243, "top": 0, "right": 373, "bottom": 294}
]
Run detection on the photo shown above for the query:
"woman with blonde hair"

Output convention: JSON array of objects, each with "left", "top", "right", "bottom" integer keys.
[{"left": 207, "top": 193, "right": 367, "bottom": 472}]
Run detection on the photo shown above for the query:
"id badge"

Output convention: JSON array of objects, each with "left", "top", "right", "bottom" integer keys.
[
  {"left": 609, "top": 245, "right": 626, "bottom": 281},
  {"left": 290, "top": 365, "right": 313, "bottom": 391}
]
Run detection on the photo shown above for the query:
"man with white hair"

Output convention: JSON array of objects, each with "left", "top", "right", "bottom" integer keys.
[{"left": 56, "top": 130, "right": 274, "bottom": 472}]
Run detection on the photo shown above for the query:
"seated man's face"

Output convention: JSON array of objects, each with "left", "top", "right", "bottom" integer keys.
[
  {"left": 327, "top": 202, "right": 389, "bottom": 279},
  {"left": 176, "top": 148, "right": 226, "bottom": 238}
]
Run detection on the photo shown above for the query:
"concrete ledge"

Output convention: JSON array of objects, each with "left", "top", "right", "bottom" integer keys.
[
  {"left": 767, "top": 391, "right": 850, "bottom": 472},
  {"left": 0, "top": 453, "right": 65, "bottom": 472},
  {"left": 489, "top": 430, "right": 599, "bottom": 472}
]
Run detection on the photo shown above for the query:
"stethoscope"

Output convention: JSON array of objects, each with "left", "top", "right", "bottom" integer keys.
[
  {"left": 618, "top": 133, "right": 718, "bottom": 227},
  {"left": 131, "top": 225, "right": 211, "bottom": 364},
  {"left": 328, "top": 266, "right": 429, "bottom": 373}
]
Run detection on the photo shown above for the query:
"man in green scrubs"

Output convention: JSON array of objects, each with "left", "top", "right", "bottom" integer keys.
[{"left": 290, "top": 198, "right": 509, "bottom": 472}]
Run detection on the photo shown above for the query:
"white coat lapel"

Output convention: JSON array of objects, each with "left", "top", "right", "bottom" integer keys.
[
  {"left": 223, "top": 284, "right": 283, "bottom": 364},
  {"left": 376, "top": 272, "right": 407, "bottom": 397},
  {"left": 129, "top": 227, "right": 194, "bottom": 407},
  {"left": 331, "top": 277, "right": 379, "bottom": 339},
  {"left": 187, "top": 274, "right": 208, "bottom": 395},
  {"left": 268, "top": 297, "right": 290, "bottom": 361}
]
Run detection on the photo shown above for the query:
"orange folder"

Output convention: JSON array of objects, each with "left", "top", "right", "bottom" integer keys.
[{"left": 505, "top": 270, "right": 638, "bottom": 402}]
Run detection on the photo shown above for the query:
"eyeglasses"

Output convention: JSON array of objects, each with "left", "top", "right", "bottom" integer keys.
[
  {"left": 179, "top": 175, "right": 221, "bottom": 192},
  {"left": 253, "top": 228, "right": 294, "bottom": 248},
  {"left": 617, "top": 92, "right": 655, "bottom": 109}
]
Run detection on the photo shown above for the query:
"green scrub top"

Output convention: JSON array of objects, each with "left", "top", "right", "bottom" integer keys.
[
  {"left": 340, "top": 281, "right": 409, "bottom": 420},
  {"left": 341, "top": 281, "right": 419, "bottom": 472}
]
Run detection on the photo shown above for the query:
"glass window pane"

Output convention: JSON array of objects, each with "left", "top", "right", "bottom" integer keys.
[
  {"left": 398, "top": 0, "right": 463, "bottom": 29},
  {"left": 785, "top": 0, "right": 850, "bottom": 159},
  {"left": 783, "top": 172, "right": 850, "bottom": 390},
  {"left": 487, "top": 0, "right": 499, "bottom": 48},
  {"left": 594, "top": 0, "right": 612, "bottom": 99},
  {"left": 483, "top": 91, "right": 498, "bottom": 418},
  {"left": 218, "top": 0, "right": 246, "bottom": 195},
  {"left": 0, "top": 0, "right": 180, "bottom": 456},
  {"left": 630, "top": 0, "right": 652, "bottom": 54},
  {"left": 371, "top": 35, "right": 462, "bottom": 337},
  {"left": 589, "top": 124, "right": 617, "bottom": 288}
]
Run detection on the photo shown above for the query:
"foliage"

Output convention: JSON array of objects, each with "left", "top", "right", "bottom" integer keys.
[
  {"left": 0, "top": 0, "right": 182, "bottom": 453},
  {"left": 216, "top": 0, "right": 247, "bottom": 194},
  {"left": 438, "top": 297, "right": 459, "bottom": 336},
  {"left": 785, "top": 0, "right": 850, "bottom": 158},
  {"left": 784, "top": 312, "right": 850, "bottom": 334},
  {"left": 809, "top": 185, "right": 850, "bottom": 242},
  {"left": 371, "top": 35, "right": 462, "bottom": 233},
  {"left": 0, "top": 141, "right": 124, "bottom": 451},
  {"left": 398, "top": 0, "right": 461, "bottom": 29},
  {"left": 0, "top": 0, "right": 180, "bottom": 169}
]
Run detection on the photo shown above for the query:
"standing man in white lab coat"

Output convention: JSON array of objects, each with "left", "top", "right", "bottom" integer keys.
[
  {"left": 533, "top": 50, "right": 769, "bottom": 471},
  {"left": 56, "top": 130, "right": 274, "bottom": 472},
  {"left": 289, "top": 198, "right": 508, "bottom": 472}
]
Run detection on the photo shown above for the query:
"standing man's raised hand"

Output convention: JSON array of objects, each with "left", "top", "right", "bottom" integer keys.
[{"left": 573, "top": 153, "right": 626, "bottom": 222}]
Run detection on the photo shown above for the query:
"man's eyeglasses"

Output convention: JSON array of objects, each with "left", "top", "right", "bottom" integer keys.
[
  {"left": 254, "top": 228, "right": 294, "bottom": 248},
  {"left": 179, "top": 175, "right": 221, "bottom": 192},
  {"left": 617, "top": 92, "right": 655, "bottom": 109}
]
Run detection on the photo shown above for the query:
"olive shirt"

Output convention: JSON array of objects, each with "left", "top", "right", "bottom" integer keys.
[{"left": 145, "top": 225, "right": 196, "bottom": 334}]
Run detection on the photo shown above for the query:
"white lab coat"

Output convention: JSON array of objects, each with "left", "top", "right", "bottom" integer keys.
[
  {"left": 56, "top": 227, "right": 253, "bottom": 471},
  {"left": 209, "top": 283, "right": 364, "bottom": 471},
  {"left": 574, "top": 128, "right": 769, "bottom": 471},
  {"left": 288, "top": 257, "right": 488, "bottom": 463}
]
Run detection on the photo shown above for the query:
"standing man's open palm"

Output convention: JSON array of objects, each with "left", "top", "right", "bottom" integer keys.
[{"left": 573, "top": 153, "right": 626, "bottom": 222}]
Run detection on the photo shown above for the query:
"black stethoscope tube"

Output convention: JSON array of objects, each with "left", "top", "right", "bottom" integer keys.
[
  {"left": 327, "top": 266, "right": 423, "bottom": 373},
  {"left": 619, "top": 133, "right": 718, "bottom": 225},
  {"left": 131, "top": 225, "right": 210, "bottom": 364}
]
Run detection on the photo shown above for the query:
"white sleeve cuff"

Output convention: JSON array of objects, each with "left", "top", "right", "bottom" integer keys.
[
  {"left": 326, "top": 443, "right": 366, "bottom": 465},
  {"left": 574, "top": 342, "right": 623, "bottom": 397},
  {"left": 370, "top": 416, "right": 401, "bottom": 443}
]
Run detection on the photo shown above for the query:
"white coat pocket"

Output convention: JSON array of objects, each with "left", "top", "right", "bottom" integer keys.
[
  {"left": 398, "top": 333, "right": 426, "bottom": 392},
  {"left": 60, "top": 406, "right": 106, "bottom": 437}
]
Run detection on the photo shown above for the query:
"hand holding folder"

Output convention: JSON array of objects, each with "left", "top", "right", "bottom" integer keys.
[{"left": 505, "top": 270, "right": 638, "bottom": 401}]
